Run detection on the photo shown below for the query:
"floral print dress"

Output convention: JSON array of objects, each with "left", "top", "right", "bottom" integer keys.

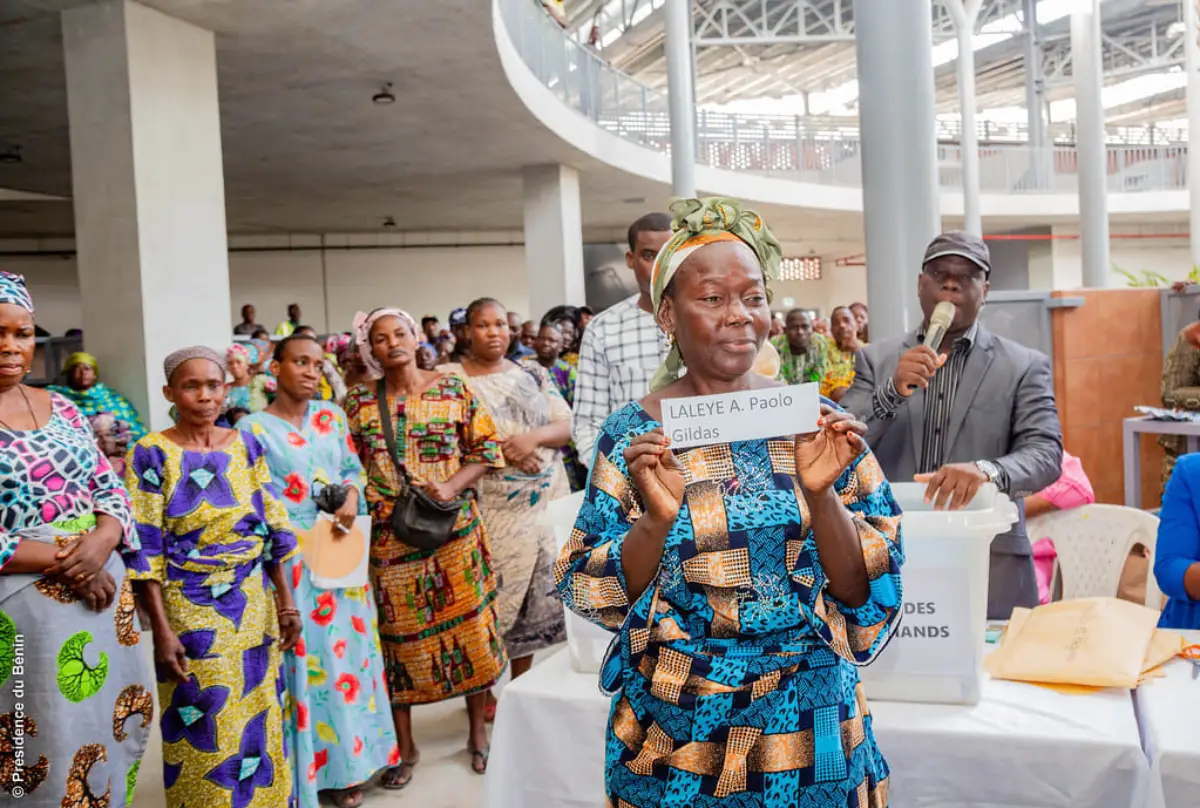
[
  {"left": 238, "top": 403, "right": 399, "bottom": 806},
  {"left": 126, "top": 431, "right": 298, "bottom": 808}
]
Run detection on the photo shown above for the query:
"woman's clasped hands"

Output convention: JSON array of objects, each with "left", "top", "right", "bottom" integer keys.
[{"left": 46, "top": 524, "right": 122, "bottom": 612}]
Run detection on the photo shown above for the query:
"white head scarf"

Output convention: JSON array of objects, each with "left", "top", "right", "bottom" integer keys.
[{"left": 352, "top": 308, "right": 418, "bottom": 377}]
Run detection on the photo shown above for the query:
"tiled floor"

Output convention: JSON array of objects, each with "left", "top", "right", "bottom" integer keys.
[
  {"left": 133, "top": 696, "right": 488, "bottom": 808},
  {"left": 131, "top": 640, "right": 538, "bottom": 808}
]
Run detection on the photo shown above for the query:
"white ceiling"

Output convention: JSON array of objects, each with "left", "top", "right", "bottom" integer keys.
[
  {"left": 3, "top": 0, "right": 1174, "bottom": 261},
  {"left": 0, "top": 0, "right": 717, "bottom": 239}
]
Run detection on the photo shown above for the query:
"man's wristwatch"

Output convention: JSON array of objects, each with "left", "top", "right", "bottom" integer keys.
[{"left": 975, "top": 460, "right": 1001, "bottom": 483}]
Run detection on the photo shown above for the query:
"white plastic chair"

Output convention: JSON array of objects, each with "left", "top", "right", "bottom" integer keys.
[{"left": 1026, "top": 504, "right": 1163, "bottom": 611}]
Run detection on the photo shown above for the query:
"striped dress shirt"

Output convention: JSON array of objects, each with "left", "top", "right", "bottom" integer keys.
[
  {"left": 572, "top": 294, "right": 671, "bottom": 467},
  {"left": 917, "top": 324, "right": 977, "bottom": 474}
]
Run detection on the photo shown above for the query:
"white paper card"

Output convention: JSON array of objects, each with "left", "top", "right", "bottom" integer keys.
[
  {"left": 863, "top": 567, "right": 976, "bottom": 679},
  {"left": 660, "top": 383, "right": 821, "bottom": 449},
  {"left": 310, "top": 514, "right": 372, "bottom": 590}
]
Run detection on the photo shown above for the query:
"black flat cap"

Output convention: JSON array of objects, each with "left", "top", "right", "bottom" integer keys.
[{"left": 923, "top": 231, "right": 991, "bottom": 277}]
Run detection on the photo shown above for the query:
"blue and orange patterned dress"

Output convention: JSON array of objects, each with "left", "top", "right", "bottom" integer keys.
[
  {"left": 238, "top": 403, "right": 399, "bottom": 806},
  {"left": 125, "top": 431, "right": 298, "bottom": 808},
  {"left": 555, "top": 402, "right": 904, "bottom": 808}
]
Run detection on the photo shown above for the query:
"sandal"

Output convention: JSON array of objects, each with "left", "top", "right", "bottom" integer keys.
[
  {"left": 469, "top": 745, "right": 490, "bottom": 775},
  {"left": 330, "top": 788, "right": 365, "bottom": 808},
  {"left": 381, "top": 761, "right": 416, "bottom": 790}
]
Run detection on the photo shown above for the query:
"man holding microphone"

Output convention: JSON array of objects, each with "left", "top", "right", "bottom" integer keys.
[{"left": 842, "top": 232, "right": 1063, "bottom": 619}]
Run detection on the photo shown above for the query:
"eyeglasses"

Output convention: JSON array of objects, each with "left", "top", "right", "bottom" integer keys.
[{"left": 923, "top": 264, "right": 987, "bottom": 285}]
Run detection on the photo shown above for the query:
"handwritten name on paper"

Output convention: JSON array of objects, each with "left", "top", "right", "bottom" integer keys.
[{"left": 660, "top": 383, "right": 821, "bottom": 449}]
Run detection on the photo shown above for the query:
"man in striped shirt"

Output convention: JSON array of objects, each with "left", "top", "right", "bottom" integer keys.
[
  {"left": 572, "top": 213, "right": 673, "bottom": 467},
  {"left": 842, "top": 231, "right": 1062, "bottom": 619}
]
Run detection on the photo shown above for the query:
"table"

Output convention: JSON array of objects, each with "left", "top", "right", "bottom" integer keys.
[
  {"left": 1137, "top": 631, "right": 1200, "bottom": 808},
  {"left": 484, "top": 649, "right": 1149, "bottom": 808},
  {"left": 1122, "top": 416, "right": 1200, "bottom": 508}
]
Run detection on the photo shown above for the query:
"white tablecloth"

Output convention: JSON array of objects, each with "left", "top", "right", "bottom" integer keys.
[
  {"left": 1137, "top": 631, "right": 1200, "bottom": 808},
  {"left": 484, "top": 649, "right": 1149, "bottom": 808}
]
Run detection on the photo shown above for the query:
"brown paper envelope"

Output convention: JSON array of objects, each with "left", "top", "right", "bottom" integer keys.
[
  {"left": 985, "top": 597, "right": 1160, "bottom": 688},
  {"left": 1141, "top": 629, "right": 1187, "bottom": 673}
]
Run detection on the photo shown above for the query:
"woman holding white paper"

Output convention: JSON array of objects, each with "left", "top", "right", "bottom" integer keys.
[
  {"left": 555, "top": 197, "right": 905, "bottom": 808},
  {"left": 238, "top": 334, "right": 398, "bottom": 808}
]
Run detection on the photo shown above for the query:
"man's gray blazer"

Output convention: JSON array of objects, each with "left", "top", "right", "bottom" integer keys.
[{"left": 840, "top": 325, "right": 1063, "bottom": 618}]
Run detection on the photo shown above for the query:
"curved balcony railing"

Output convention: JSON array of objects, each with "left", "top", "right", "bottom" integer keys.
[{"left": 498, "top": 0, "right": 1188, "bottom": 194}]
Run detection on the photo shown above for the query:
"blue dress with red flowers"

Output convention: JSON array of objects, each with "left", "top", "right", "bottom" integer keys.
[
  {"left": 125, "top": 430, "right": 298, "bottom": 808},
  {"left": 238, "top": 403, "right": 398, "bottom": 805}
]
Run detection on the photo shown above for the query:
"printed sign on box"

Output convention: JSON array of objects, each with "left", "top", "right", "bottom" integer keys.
[
  {"left": 660, "top": 382, "right": 822, "bottom": 449},
  {"left": 866, "top": 567, "right": 976, "bottom": 679}
]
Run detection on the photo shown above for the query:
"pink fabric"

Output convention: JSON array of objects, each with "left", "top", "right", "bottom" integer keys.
[
  {"left": 1031, "top": 452, "right": 1096, "bottom": 603},
  {"left": 1037, "top": 453, "right": 1095, "bottom": 511}
]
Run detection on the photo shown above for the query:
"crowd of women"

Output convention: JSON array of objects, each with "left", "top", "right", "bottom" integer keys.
[{"left": 0, "top": 268, "right": 596, "bottom": 807}]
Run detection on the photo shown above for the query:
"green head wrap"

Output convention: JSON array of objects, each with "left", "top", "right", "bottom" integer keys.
[
  {"left": 63, "top": 352, "right": 99, "bottom": 374},
  {"left": 648, "top": 197, "right": 783, "bottom": 391}
]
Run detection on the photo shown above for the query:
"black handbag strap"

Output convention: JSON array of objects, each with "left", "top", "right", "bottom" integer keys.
[{"left": 376, "top": 378, "right": 413, "bottom": 495}]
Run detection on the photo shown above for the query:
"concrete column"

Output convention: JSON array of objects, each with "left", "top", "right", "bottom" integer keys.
[
  {"left": 62, "top": 0, "right": 232, "bottom": 430},
  {"left": 665, "top": 0, "right": 697, "bottom": 197},
  {"left": 854, "top": 0, "right": 940, "bottom": 338},
  {"left": 1070, "top": 0, "right": 1111, "bottom": 288},
  {"left": 1023, "top": 0, "right": 1047, "bottom": 188},
  {"left": 1027, "top": 226, "right": 1084, "bottom": 291},
  {"left": 947, "top": 0, "right": 982, "bottom": 236},
  {"left": 522, "top": 164, "right": 585, "bottom": 319},
  {"left": 1187, "top": 0, "right": 1200, "bottom": 269}
]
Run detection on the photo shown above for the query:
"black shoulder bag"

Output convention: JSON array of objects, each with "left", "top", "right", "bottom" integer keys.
[{"left": 376, "top": 379, "right": 464, "bottom": 550}]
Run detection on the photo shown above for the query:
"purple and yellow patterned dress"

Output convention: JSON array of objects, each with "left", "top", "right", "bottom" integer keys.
[
  {"left": 0, "top": 394, "right": 152, "bottom": 808},
  {"left": 126, "top": 431, "right": 297, "bottom": 808},
  {"left": 555, "top": 401, "right": 904, "bottom": 808}
]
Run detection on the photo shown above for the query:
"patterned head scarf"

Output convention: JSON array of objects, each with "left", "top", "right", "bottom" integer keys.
[
  {"left": 649, "top": 197, "right": 783, "bottom": 391},
  {"left": 226, "top": 344, "right": 250, "bottom": 365},
  {"left": 164, "top": 346, "right": 226, "bottom": 383},
  {"left": 336, "top": 340, "right": 358, "bottom": 370},
  {"left": 352, "top": 308, "right": 418, "bottom": 378},
  {"left": 0, "top": 271, "right": 34, "bottom": 313},
  {"left": 63, "top": 352, "right": 99, "bottom": 374},
  {"left": 325, "top": 334, "right": 351, "bottom": 356}
]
